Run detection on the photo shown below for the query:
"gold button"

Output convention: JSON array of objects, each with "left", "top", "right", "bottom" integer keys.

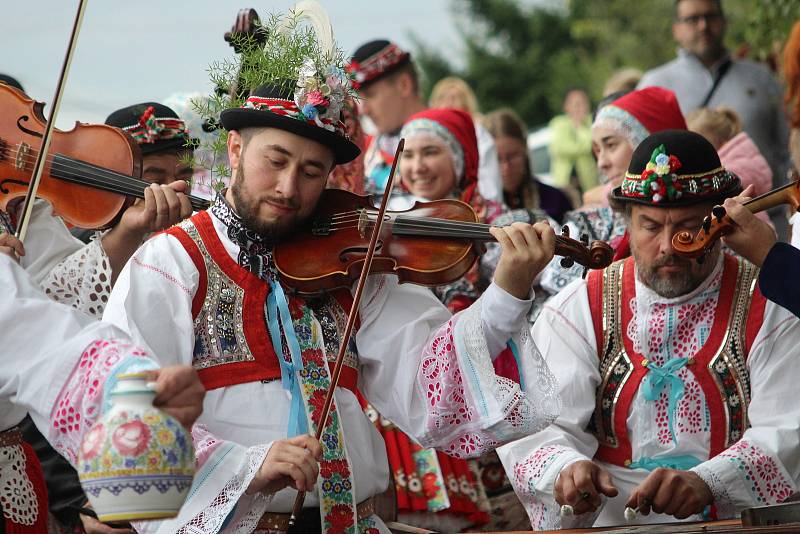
[
  {"left": 624, "top": 459, "right": 632, "bottom": 467},
  {"left": 641, "top": 359, "right": 649, "bottom": 367},
  {"left": 688, "top": 357, "right": 696, "bottom": 365}
]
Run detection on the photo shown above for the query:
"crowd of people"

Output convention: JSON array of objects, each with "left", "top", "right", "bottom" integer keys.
[{"left": 2, "top": 0, "right": 800, "bottom": 533}]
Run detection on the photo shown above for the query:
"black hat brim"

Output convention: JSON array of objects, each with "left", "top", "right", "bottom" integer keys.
[
  {"left": 220, "top": 107, "right": 360, "bottom": 164},
  {"left": 609, "top": 173, "right": 743, "bottom": 208}
]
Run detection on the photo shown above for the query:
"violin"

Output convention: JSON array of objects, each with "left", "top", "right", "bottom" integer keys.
[
  {"left": 672, "top": 174, "right": 800, "bottom": 262},
  {"left": 0, "top": 84, "right": 209, "bottom": 230},
  {"left": 273, "top": 188, "right": 615, "bottom": 294}
]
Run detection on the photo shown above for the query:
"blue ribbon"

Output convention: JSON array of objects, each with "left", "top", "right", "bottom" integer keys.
[
  {"left": 266, "top": 279, "right": 308, "bottom": 437},
  {"left": 507, "top": 339, "right": 526, "bottom": 391},
  {"left": 628, "top": 454, "right": 703, "bottom": 471},
  {"left": 641, "top": 357, "right": 689, "bottom": 444}
]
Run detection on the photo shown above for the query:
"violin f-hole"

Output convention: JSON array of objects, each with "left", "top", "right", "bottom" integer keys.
[
  {"left": 16, "top": 115, "right": 43, "bottom": 138},
  {"left": 339, "top": 241, "right": 383, "bottom": 263}
]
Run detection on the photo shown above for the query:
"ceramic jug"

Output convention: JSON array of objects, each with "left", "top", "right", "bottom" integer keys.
[{"left": 77, "top": 372, "right": 195, "bottom": 522}]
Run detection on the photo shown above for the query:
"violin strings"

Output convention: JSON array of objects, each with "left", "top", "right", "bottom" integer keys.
[{"left": 12, "top": 146, "right": 208, "bottom": 210}]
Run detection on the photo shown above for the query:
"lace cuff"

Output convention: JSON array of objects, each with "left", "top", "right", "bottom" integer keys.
[
  {"left": 692, "top": 439, "right": 797, "bottom": 517},
  {"left": 416, "top": 296, "right": 560, "bottom": 458},
  {"left": 508, "top": 444, "right": 594, "bottom": 529},
  {"left": 42, "top": 238, "right": 112, "bottom": 319}
]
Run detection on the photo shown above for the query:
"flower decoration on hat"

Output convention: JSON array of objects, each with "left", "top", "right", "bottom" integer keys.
[
  {"left": 640, "top": 145, "right": 683, "bottom": 203},
  {"left": 124, "top": 105, "right": 190, "bottom": 146}
]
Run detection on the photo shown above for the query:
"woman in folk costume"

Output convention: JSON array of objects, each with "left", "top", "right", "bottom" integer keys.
[
  {"left": 0, "top": 249, "right": 205, "bottom": 534},
  {"left": 498, "top": 130, "right": 800, "bottom": 529},
  {"left": 101, "top": 5, "right": 561, "bottom": 533},
  {"left": 539, "top": 87, "right": 688, "bottom": 296}
]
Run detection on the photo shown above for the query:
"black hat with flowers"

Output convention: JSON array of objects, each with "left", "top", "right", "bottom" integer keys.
[
  {"left": 348, "top": 39, "right": 411, "bottom": 89},
  {"left": 220, "top": 78, "right": 360, "bottom": 164},
  {"left": 106, "top": 102, "right": 197, "bottom": 155},
  {"left": 611, "top": 129, "right": 742, "bottom": 207}
]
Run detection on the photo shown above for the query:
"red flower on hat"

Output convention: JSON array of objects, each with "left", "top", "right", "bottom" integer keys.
[
  {"left": 139, "top": 106, "right": 155, "bottom": 127},
  {"left": 668, "top": 155, "right": 682, "bottom": 173}
]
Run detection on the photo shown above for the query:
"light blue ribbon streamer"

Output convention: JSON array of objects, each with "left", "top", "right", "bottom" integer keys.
[
  {"left": 641, "top": 357, "right": 689, "bottom": 444},
  {"left": 628, "top": 454, "right": 703, "bottom": 471},
  {"left": 507, "top": 339, "right": 526, "bottom": 391},
  {"left": 266, "top": 279, "right": 307, "bottom": 437}
]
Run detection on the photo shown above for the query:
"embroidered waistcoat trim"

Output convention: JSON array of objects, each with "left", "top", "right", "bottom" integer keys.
[
  {"left": 587, "top": 254, "right": 766, "bottom": 467},
  {"left": 165, "top": 211, "right": 360, "bottom": 393}
]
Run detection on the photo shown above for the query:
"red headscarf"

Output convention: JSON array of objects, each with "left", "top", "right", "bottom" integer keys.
[{"left": 400, "top": 107, "right": 482, "bottom": 207}]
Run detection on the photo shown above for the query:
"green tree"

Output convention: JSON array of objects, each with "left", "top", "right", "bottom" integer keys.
[{"left": 413, "top": 0, "right": 800, "bottom": 129}]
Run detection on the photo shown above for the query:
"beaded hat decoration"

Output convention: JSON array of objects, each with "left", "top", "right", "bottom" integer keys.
[
  {"left": 348, "top": 40, "right": 411, "bottom": 89},
  {"left": 106, "top": 102, "right": 196, "bottom": 155},
  {"left": 612, "top": 129, "right": 741, "bottom": 207}
]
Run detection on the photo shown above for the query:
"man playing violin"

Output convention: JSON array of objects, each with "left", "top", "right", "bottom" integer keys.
[
  {"left": 721, "top": 185, "right": 800, "bottom": 318},
  {"left": 0, "top": 78, "right": 194, "bottom": 317},
  {"left": 102, "top": 33, "right": 564, "bottom": 532},
  {"left": 499, "top": 130, "right": 800, "bottom": 529}
]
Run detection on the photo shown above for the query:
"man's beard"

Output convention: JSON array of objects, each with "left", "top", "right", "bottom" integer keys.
[
  {"left": 230, "top": 167, "right": 301, "bottom": 240},
  {"left": 632, "top": 245, "right": 717, "bottom": 299}
]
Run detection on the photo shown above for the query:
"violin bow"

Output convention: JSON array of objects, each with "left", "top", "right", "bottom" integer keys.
[
  {"left": 288, "top": 139, "right": 405, "bottom": 528},
  {"left": 15, "top": 0, "right": 89, "bottom": 243}
]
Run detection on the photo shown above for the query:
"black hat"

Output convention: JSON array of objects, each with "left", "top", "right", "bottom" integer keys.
[
  {"left": 349, "top": 39, "right": 411, "bottom": 89},
  {"left": 105, "top": 102, "right": 197, "bottom": 155},
  {"left": 0, "top": 74, "right": 24, "bottom": 93},
  {"left": 611, "top": 129, "right": 741, "bottom": 207},
  {"left": 219, "top": 83, "right": 360, "bottom": 164}
]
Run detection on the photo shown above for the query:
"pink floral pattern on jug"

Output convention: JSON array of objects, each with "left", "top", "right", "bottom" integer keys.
[{"left": 77, "top": 373, "right": 195, "bottom": 523}]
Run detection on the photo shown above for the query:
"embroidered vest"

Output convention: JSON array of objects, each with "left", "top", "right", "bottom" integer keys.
[
  {"left": 586, "top": 254, "right": 767, "bottom": 467},
  {"left": 165, "top": 211, "right": 360, "bottom": 393}
]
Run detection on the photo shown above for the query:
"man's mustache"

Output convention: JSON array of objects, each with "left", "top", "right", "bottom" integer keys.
[
  {"left": 652, "top": 254, "right": 691, "bottom": 270},
  {"left": 263, "top": 196, "right": 299, "bottom": 209}
]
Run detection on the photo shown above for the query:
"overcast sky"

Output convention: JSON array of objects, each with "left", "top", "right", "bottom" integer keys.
[{"left": 2, "top": 1, "right": 475, "bottom": 128}]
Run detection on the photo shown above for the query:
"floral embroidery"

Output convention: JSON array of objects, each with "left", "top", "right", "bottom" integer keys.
[{"left": 718, "top": 440, "right": 795, "bottom": 504}]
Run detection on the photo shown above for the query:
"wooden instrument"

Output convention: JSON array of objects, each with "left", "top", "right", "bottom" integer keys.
[
  {"left": 273, "top": 188, "right": 615, "bottom": 294},
  {"left": 0, "top": 84, "right": 209, "bottom": 230},
  {"left": 672, "top": 175, "right": 800, "bottom": 262}
]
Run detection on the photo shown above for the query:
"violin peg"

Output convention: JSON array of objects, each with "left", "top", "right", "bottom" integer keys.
[
  {"left": 580, "top": 233, "right": 589, "bottom": 246},
  {"left": 561, "top": 225, "right": 570, "bottom": 238},
  {"left": 560, "top": 257, "right": 575, "bottom": 269},
  {"left": 712, "top": 205, "right": 726, "bottom": 222},
  {"left": 702, "top": 216, "right": 712, "bottom": 233}
]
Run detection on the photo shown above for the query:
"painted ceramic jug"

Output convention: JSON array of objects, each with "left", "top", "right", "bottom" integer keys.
[{"left": 77, "top": 372, "right": 195, "bottom": 522}]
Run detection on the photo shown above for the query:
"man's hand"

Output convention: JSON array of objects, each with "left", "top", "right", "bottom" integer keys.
[
  {"left": 141, "top": 366, "right": 205, "bottom": 429},
  {"left": 626, "top": 468, "right": 712, "bottom": 519},
  {"left": 0, "top": 233, "right": 25, "bottom": 262},
  {"left": 720, "top": 185, "right": 777, "bottom": 267},
  {"left": 246, "top": 435, "right": 323, "bottom": 495},
  {"left": 118, "top": 181, "right": 193, "bottom": 237},
  {"left": 489, "top": 221, "right": 555, "bottom": 300},
  {"left": 79, "top": 513, "right": 135, "bottom": 534},
  {"left": 555, "top": 460, "right": 618, "bottom": 515}
]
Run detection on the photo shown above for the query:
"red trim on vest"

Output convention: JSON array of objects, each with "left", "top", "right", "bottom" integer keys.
[
  {"left": 587, "top": 268, "right": 605, "bottom": 356},
  {"left": 595, "top": 255, "right": 741, "bottom": 466},
  {"left": 745, "top": 285, "right": 767, "bottom": 355},
  {"left": 165, "top": 225, "right": 207, "bottom": 319},
  {"left": 170, "top": 211, "right": 359, "bottom": 395}
]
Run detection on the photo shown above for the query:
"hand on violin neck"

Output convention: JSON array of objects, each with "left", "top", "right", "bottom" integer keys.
[
  {"left": 0, "top": 233, "right": 25, "bottom": 263},
  {"left": 102, "top": 182, "right": 193, "bottom": 282},
  {"left": 489, "top": 221, "right": 555, "bottom": 300},
  {"left": 720, "top": 186, "right": 776, "bottom": 267}
]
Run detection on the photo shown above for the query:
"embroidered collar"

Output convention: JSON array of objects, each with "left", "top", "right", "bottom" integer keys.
[{"left": 210, "top": 192, "right": 275, "bottom": 280}]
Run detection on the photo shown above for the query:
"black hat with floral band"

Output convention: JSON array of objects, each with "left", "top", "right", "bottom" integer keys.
[
  {"left": 611, "top": 129, "right": 742, "bottom": 207},
  {"left": 106, "top": 102, "right": 197, "bottom": 156}
]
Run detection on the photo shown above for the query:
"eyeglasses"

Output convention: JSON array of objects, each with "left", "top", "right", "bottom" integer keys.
[
  {"left": 676, "top": 12, "right": 723, "bottom": 26},
  {"left": 497, "top": 152, "right": 525, "bottom": 166}
]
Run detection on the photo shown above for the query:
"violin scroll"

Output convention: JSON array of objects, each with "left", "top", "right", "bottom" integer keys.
[{"left": 671, "top": 204, "right": 733, "bottom": 263}]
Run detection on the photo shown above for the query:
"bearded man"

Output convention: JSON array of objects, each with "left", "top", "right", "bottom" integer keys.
[
  {"left": 102, "top": 43, "right": 561, "bottom": 532},
  {"left": 499, "top": 129, "right": 800, "bottom": 529}
]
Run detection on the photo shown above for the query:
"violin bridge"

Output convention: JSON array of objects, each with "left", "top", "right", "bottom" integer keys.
[
  {"left": 15, "top": 142, "right": 30, "bottom": 171},
  {"left": 357, "top": 209, "right": 367, "bottom": 239}
]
